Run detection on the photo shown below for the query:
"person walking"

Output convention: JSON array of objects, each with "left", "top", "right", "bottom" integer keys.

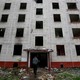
[{"left": 32, "top": 56, "right": 39, "bottom": 77}]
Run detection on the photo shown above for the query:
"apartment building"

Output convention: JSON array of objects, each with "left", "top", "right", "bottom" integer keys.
[{"left": 0, "top": 0, "right": 80, "bottom": 68}]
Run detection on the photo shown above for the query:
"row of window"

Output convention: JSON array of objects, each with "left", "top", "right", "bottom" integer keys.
[
  {"left": 0, "top": 28, "right": 24, "bottom": 37},
  {"left": 0, "top": 44, "right": 80, "bottom": 56},
  {"left": 52, "top": 3, "right": 78, "bottom": 10},
  {"left": 4, "top": 3, "right": 27, "bottom": 10},
  {"left": 0, "top": 28, "right": 80, "bottom": 38},
  {"left": 57, "top": 45, "right": 80, "bottom": 56},
  {"left": 1, "top": 13, "right": 80, "bottom": 23},
  {"left": 3, "top": 2, "right": 78, "bottom": 10},
  {"left": 4, "top": 0, "right": 43, "bottom": 10}
]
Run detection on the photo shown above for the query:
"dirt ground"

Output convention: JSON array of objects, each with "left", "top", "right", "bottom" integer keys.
[
  {"left": 0, "top": 67, "right": 80, "bottom": 80},
  {"left": 28, "top": 68, "right": 80, "bottom": 80},
  {"left": 28, "top": 68, "right": 55, "bottom": 80}
]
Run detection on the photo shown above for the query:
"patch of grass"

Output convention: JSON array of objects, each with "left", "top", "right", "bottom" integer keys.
[
  {"left": 55, "top": 72, "right": 74, "bottom": 80},
  {"left": 0, "top": 68, "right": 20, "bottom": 80},
  {"left": 0, "top": 75, "right": 20, "bottom": 80},
  {"left": 55, "top": 71, "right": 80, "bottom": 80},
  {"left": 73, "top": 76, "right": 80, "bottom": 80}
]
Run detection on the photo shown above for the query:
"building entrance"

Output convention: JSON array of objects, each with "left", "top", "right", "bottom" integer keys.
[{"left": 30, "top": 52, "right": 48, "bottom": 68}]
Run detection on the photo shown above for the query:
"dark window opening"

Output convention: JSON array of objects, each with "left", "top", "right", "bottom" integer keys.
[
  {"left": 13, "top": 63, "right": 18, "bottom": 68},
  {"left": 36, "top": 0, "right": 42, "bottom": 3},
  {"left": 35, "top": 36, "right": 43, "bottom": 46},
  {"left": 56, "top": 45, "right": 65, "bottom": 56},
  {"left": 4, "top": 3, "right": 11, "bottom": 10},
  {"left": 20, "top": 3, "right": 27, "bottom": 9},
  {"left": 13, "top": 44, "right": 22, "bottom": 56},
  {"left": 52, "top": 3, "right": 59, "bottom": 9},
  {"left": 36, "top": 8, "right": 43, "bottom": 15},
  {"left": 54, "top": 14, "right": 61, "bottom": 22},
  {"left": 67, "top": 3, "right": 77, "bottom": 9},
  {"left": 69, "top": 14, "right": 79, "bottom": 22},
  {"left": 0, "top": 45, "right": 2, "bottom": 53},
  {"left": 60, "top": 64, "right": 64, "bottom": 68},
  {"left": 75, "top": 45, "right": 80, "bottom": 56},
  {"left": 0, "top": 28, "right": 5, "bottom": 37},
  {"left": 55, "top": 28, "right": 63, "bottom": 37},
  {"left": 36, "top": 21, "right": 43, "bottom": 29},
  {"left": 72, "top": 28, "right": 80, "bottom": 38},
  {"left": 16, "top": 28, "right": 24, "bottom": 37},
  {"left": 18, "top": 14, "right": 25, "bottom": 22},
  {"left": 1, "top": 14, "right": 8, "bottom": 22}
]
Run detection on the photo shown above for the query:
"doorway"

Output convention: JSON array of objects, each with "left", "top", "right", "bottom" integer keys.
[{"left": 30, "top": 52, "right": 48, "bottom": 68}]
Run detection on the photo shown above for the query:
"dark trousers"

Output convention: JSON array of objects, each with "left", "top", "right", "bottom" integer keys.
[{"left": 33, "top": 64, "right": 37, "bottom": 75}]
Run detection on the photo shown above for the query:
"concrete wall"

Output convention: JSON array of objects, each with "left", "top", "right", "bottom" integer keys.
[{"left": 0, "top": 0, "right": 80, "bottom": 68}]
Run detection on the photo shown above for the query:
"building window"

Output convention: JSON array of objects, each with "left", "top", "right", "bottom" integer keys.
[
  {"left": 13, "top": 44, "right": 22, "bottom": 56},
  {"left": 72, "top": 28, "right": 80, "bottom": 38},
  {"left": 36, "top": 21, "right": 43, "bottom": 29},
  {"left": 36, "top": 0, "right": 42, "bottom": 3},
  {"left": 55, "top": 28, "right": 63, "bottom": 37},
  {"left": 1, "top": 14, "right": 8, "bottom": 22},
  {"left": 56, "top": 45, "right": 65, "bottom": 56},
  {"left": 16, "top": 28, "right": 24, "bottom": 37},
  {"left": 53, "top": 14, "right": 61, "bottom": 22},
  {"left": 75, "top": 45, "right": 80, "bottom": 56},
  {"left": 36, "top": 8, "right": 43, "bottom": 15},
  {"left": 20, "top": 3, "right": 27, "bottom": 9},
  {"left": 18, "top": 14, "right": 25, "bottom": 22},
  {"left": 35, "top": 36, "right": 43, "bottom": 46},
  {"left": 69, "top": 14, "right": 79, "bottom": 22},
  {"left": 0, "top": 45, "right": 2, "bottom": 53},
  {"left": 4, "top": 3, "right": 11, "bottom": 10},
  {"left": 52, "top": 3, "right": 59, "bottom": 9},
  {"left": 0, "top": 28, "right": 5, "bottom": 37},
  {"left": 67, "top": 3, "right": 77, "bottom": 10}
]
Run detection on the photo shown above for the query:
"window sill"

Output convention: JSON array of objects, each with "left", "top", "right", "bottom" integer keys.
[
  {"left": 67, "top": 9, "right": 79, "bottom": 11},
  {"left": 70, "top": 22, "right": 80, "bottom": 23},
  {"left": 57, "top": 55, "right": 65, "bottom": 56},
  {"left": 56, "top": 37, "right": 63, "bottom": 38}
]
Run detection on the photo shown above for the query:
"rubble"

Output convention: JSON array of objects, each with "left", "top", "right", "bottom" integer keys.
[
  {"left": 38, "top": 72, "right": 55, "bottom": 80},
  {"left": 0, "top": 67, "right": 80, "bottom": 80},
  {"left": 21, "top": 76, "right": 30, "bottom": 80},
  {"left": 20, "top": 68, "right": 26, "bottom": 73}
]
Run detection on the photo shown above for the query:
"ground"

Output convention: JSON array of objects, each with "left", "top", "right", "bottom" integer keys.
[{"left": 0, "top": 67, "right": 80, "bottom": 80}]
